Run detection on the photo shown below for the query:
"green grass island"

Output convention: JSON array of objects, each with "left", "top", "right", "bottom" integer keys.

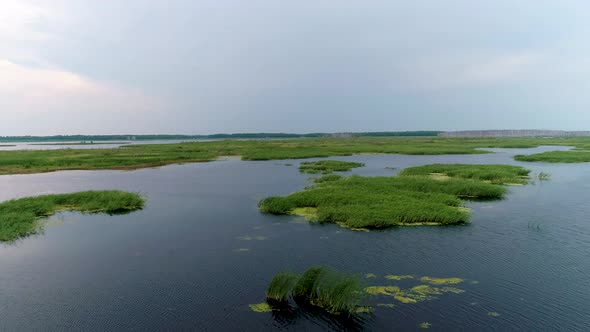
[
  {"left": 0, "top": 191, "right": 145, "bottom": 242},
  {"left": 259, "top": 164, "right": 531, "bottom": 230}
]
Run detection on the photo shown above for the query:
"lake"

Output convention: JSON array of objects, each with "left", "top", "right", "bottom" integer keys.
[{"left": 0, "top": 146, "right": 588, "bottom": 331}]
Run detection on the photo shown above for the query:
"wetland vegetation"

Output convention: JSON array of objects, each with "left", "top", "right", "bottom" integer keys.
[
  {"left": 259, "top": 164, "right": 523, "bottom": 229},
  {"left": 0, "top": 191, "right": 145, "bottom": 241},
  {"left": 515, "top": 150, "right": 590, "bottom": 163},
  {"left": 0, "top": 136, "right": 587, "bottom": 175},
  {"left": 299, "top": 160, "right": 365, "bottom": 174},
  {"left": 399, "top": 164, "right": 531, "bottom": 185},
  {"left": 266, "top": 266, "right": 364, "bottom": 315}
]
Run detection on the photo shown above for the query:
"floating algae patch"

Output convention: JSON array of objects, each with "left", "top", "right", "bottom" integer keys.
[
  {"left": 441, "top": 287, "right": 466, "bottom": 294},
  {"left": 237, "top": 235, "right": 267, "bottom": 241},
  {"left": 365, "top": 273, "right": 377, "bottom": 279},
  {"left": 354, "top": 306, "right": 373, "bottom": 314},
  {"left": 420, "top": 277, "right": 464, "bottom": 285},
  {"left": 299, "top": 160, "right": 365, "bottom": 174},
  {"left": 376, "top": 303, "right": 396, "bottom": 309},
  {"left": 488, "top": 311, "right": 501, "bottom": 317},
  {"left": 249, "top": 303, "right": 273, "bottom": 313},
  {"left": 365, "top": 283, "right": 466, "bottom": 305},
  {"left": 290, "top": 207, "right": 318, "bottom": 221},
  {"left": 419, "top": 322, "right": 432, "bottom": 329},
  {"left": 385, "top": 275, "right": 414, "bottom": 281},
  {"left": 364, "top": 286, "right": 425, "bottom": 304}
]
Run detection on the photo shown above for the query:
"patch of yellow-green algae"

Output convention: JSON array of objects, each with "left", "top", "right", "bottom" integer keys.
[
  {"left": 290, "top": 207, "right": 318, "bottom": 221},
  {"left": 365, "top": 273, "right": 377, "bottom": 278},
  {"left": 420, "top": 276, "right": 464, "bottom": 285},
  {"left": 249, "top": 303, "right": 273, "bottom": 313},
  {"left": 365, "top": 283, "right": 466, "bottom": 304},
  {"left": 488, "top": 311, "right": 501, "bottom": 317},
  {"left": 419, "top": 322, "right": 432, "bottom": 329},
  {"left": 385, "top": 275, "right": 414, "bottom": 281},
  {"left": 354, "top": 306, "right": 373, "bottom": 314},
  {"left": 376, "top": 303, "right": 396, "bottom": 309}
]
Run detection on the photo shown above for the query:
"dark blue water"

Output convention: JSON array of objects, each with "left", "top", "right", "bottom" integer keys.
[{"left": 0, "top": 146, "right": 588, "bottom": 331}]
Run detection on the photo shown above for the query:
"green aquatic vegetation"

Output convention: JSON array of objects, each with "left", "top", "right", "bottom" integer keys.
[
  {"left": 259, "top": 173, "right": 508, "bottom": 229},
  {"left": 299, "top": 160, "right": 365, "bottom": 174},
  {"left": 249, "top": 303, "right": 273, "bottom": 313},
  {"left": 354, "top": 306, "right": 372, "bottom": 314},
  {"left": 515, "top": 151, "right": 590, "bottom": 163},
  {"left": 376, "top": 303, "right": 396, "bottom": 308},
  {"left": 312, "top": 174, "right": 343, "bottom": 183},
  {"left": 267, "top": 266, "right": 365, "bottom": 315},
  {"left": 487, "top": 311, "right": 501, "bottom": 317},
  {"left": 420, "top": 277, "right": 464, "bottom": 285},
  {"left": 538, "top": 172, "right": 551, "bottom": 180},
  {"left": 419, "top": 322, "right": 432, "bottom": 329},
  {"left": 0, "top": 190, "right": 145, "bottom": 242},
  {"left": 365, "top": 284, "right": 465, "bottom": 304},
  {"left": 266, "top": 272, "right": 300, "bottom": 302},
  {"left": 400, "top": 164, "right": 531, "bottom": 185},
  {"left": 385, "top": 275, "right": 414, "bottom": 281},
  {"left": 365, "top": 273, "right": 377, "bottom": 279}
]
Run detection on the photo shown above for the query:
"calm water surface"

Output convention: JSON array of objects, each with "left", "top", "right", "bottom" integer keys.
[{"left": 0, "top": 146, "right": 588, "bottom": 331}]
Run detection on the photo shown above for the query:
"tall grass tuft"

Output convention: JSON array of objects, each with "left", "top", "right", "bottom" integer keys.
[
  {"left": 267, "top": 266, "right": 364, "bottom": 315},
  {"left": 266, "top": 272, "right": 300, "bottom": 302}
]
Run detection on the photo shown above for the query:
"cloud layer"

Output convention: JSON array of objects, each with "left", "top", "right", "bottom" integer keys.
[{"left": 1, "top": 0, "right": 590, "bottom": 134}]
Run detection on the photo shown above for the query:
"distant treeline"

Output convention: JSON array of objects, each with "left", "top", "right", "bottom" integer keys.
[{"left": 0, "top": 131, "right": 441, "bottom": 142}]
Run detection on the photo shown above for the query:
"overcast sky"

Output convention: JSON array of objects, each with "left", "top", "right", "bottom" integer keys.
[{"left": 1, "top": 0, "right": 589, "bottom": 135}]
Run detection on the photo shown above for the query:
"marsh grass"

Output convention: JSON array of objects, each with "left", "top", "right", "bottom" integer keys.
[
  {"left": 266, "top": 272, "right": 300, "bottom": 302},
  {"left": 515, "top": 151, "right": 590, "bottom": 163},
  {"left": 0, "top": 191, "right": 145, "bottom": 241},
  {"left": 267, "top": 266, "right": 364, "bottom": 315},
  {"left": 1, "top": 136, "right": 587, "bottom": 175},
  {"left": 299, "top": 160, "right": 364, "bottom": 174},
  {"left": 399, "top": 164, "right": 531, "bottom": 184},
  {"left": 259, "top": 173, "right": 509, "bottom": 228}
]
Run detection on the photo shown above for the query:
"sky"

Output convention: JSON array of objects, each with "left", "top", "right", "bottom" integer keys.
[{"left": 1, "top": 0, "right": 590, "bottom": 135}]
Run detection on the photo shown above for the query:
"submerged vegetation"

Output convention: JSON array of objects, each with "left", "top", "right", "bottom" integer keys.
[
  {"left": 0, "top": 191, "right": 145, "bottom": 241},
  {"left": 299, "top": 160, "right": 364, "bottom": 174},
  {"left": 400, "top": 164, "right": 531, "bottom": 185},
  {"left": 259, "top": 164, "right": 521, "bottom": 229},
  {"left": 0, "top": 136, "right": 587, "bottom": 175},
  {"left": 265, "top": 266, "right": 364, "bottom": 315}
]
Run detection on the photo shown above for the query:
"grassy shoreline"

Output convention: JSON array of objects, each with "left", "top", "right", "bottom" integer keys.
[
  {"left": 0, "top": 136, "right": 586, "bottom": 175},
  {"left": 0, "top": 191, "right": 145, "bottom": 241}
]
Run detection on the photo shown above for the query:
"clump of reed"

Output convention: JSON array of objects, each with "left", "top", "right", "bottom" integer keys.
[
  {"left": 266, "top": 272, "right": 300, "bottom": 302},
  {"left": 537, "top": 172, "right": 550, "bottom": 180},
  {"left": 265, "top": 266, "right": 364, "bottom": 315},
  {"left": 299, "top": 160, "right": 365, "bottom": 174},
  {"left": 0, "top": 191, "right": 145, "bottom": 242}
]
